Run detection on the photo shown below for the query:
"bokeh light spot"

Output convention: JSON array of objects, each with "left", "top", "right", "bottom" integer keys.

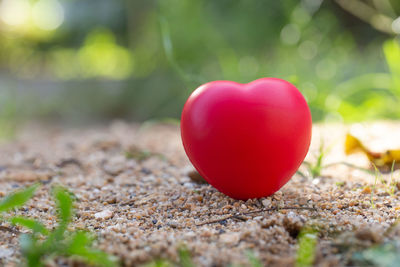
[
  {"left": 78, "top": 29, "right": 133, "bottom": 79},
  {"left": 298, "top": 40, "right": 318, "bottom": 60},
  {"left": 292, "top": 6, "right": 311, "bottom": 26},
  {"left": 325, "top": 94, "right": 342, "bottom": 110},
  {"left": 0, "top": 0, "right": 30, "bottom": 26},
  {"left": 301, "top": 0, "right": 323, "bottom": 14},
  {"left": 280, "top": 24, "right": 301, "bottom": 45},
  {"left": 392, "top": 17, "right": 400, "bottom": 34},
  {"left": 32, "top": 0, "right": 64, "bottom": 31}
]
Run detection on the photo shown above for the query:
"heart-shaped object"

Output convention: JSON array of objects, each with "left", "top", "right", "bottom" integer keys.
[{"left": 181, "top": 78, "right": 312, "bottom": 200}]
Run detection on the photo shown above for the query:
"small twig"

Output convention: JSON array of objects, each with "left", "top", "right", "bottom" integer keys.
[
  {"left": 0, "top": 225, "right": 20, "bottom": 235},
  {"left": 56, "top": 158, "right": 83, "bottom": 169},
  {"left": 196, "top": 206, "right": 317, "bottom": 226},
  {"left": 120, "top": 199, "right": 135, "bottom": 206}
]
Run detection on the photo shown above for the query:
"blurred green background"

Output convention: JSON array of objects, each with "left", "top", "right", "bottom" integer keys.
[{"left": 0, "top": 0, "right": 400, "bottom": 133}]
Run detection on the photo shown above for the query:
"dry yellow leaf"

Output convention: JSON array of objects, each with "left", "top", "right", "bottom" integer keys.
[{"left": 345, "top": 133, "right": 400, "bottom": 172}]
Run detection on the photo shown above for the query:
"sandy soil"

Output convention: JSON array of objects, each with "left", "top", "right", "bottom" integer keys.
[{"left": 1, "top": 121, "right": 400, "bottom": 266}]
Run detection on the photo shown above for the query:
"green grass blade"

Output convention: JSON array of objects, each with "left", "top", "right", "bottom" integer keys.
[
  {"left": 0, "top": 184, "right": 39, "bottom": 213},
  {"left": 70, "top": 249, "right": 118, "bottom": 267},
  {"left": 295, "top": 228, "right": 318, "bottom": 267},
  {"left": 4, "top": 185, "right": 119, "bottom": 267},
  {"left": 143, "top": 259, "right": 172, "bottom": 267},
  {"left": 178, "top": 246, "right": 194, "bottom": 267},
  {"left": 389, "top": 160, "right": 396, "bottom": 195},
  {"left": 324, "top": 162, "right": 373, "bottom": 174},
  {"left": 296, "top": 170, "right": 308, "bottom": 179},
  {"left": 246, "top": 251, "right": 263, "bottom": 267},
  {"left": 10, "top": 217, "right": 49, "bottom": 235},
  {"left": 353, "top": 241, "right": 400, "bottom": 267},
  {"left": 67, "top": 232, "right": 118, "bottom": 267},
  {"left": 68, "top": 231, "right": 93, "bottom": 248},
  {"left": 52, "top": 186, "right": 73, "bottom": 225},
  {"left": 19, "top": 233, "right": 43, "bottom": 267}
]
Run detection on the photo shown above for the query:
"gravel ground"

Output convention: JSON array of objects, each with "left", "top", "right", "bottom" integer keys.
[{"left": 1, "top": 121, "right": 400, "bottom": 266}]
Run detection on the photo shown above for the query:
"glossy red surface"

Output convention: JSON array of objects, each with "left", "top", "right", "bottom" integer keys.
[{"left": 181, "top": 78, "right": 312, "bottom": 200}]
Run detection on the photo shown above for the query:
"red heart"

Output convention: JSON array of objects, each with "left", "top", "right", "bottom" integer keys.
[{"left": 181, "top": 78, "right": 312, "bottom": 200}]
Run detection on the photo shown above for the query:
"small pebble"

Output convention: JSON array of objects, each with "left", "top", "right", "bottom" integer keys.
[
  {"left": 220, "top": 233, "right": 240, "bottom": 245},
  {"left": 94, "top": 209, "right": 113, "bottom": 220}
]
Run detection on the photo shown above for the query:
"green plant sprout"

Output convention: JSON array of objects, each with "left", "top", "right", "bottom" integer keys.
[
  {"left": 297, "top": 140, "right": 327, "bottom": 179},
  {"left": 352, "top": 241, "right": 400, "bottom": 267},
  {"left": 0, "top": 184, "right": 39, "bottom": 215},
  {"left": 369, "top": 164, "right": 380, "bottom": 209},
  {"left": 143, "top": 259, "right": 172, "bottom": 267},
  {"left": 389, "top": 160, "right": 397, "bottom": 195},
  {"left": 245, "top": 251, "right": 263, "bottom": 267},
  {"left": 377, "top": 160, "right": 397, "bottom": 196},
  {"left": 138, "top": 118, "right": 181, "bottom": 133},
  {"left": 0, "top": 184, "right": 118, "bottom": 267},
  {"left": 298, "top": 137, "right": 375, "bottom": 179},
  {"left": 124, "top": 146, "right": 166, "bottom": 162},
  {"left": 178, "top": 246, "right": 194, "bottom": 267},
  {"left": 295, "top": 227, "right": 319, "bottom": 267},
  {"left": 142, "top": 246, "right": 194, "bottom": 267},
  {"left": 369, "top": 161, "right": 397, "bottom": 208},
  {"left": 298, "top": 139, "right": 339, "bottom": 179},
  {"left": 352, "top": 211, "right": 400, "bottom": 266}
]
